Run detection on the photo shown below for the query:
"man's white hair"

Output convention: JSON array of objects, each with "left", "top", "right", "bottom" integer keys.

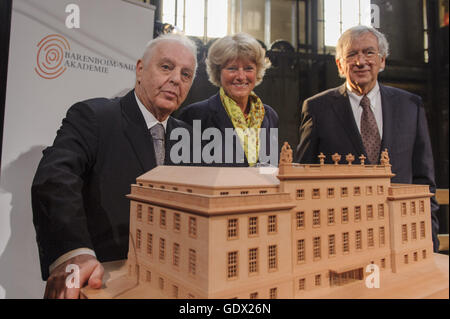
[
  {"left": 141, "top": 33, "right": 198, "bottom": 76},
  {"left": 335, "top": 25, "right": 389, "bottom": 78},
  {"left": 335, "top": 25, "right": 390, "bottom": 62}
]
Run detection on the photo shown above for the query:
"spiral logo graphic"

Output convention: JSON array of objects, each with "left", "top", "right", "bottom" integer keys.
[{"left": 35, "top": 34, "right": 70, "bottom": 79}]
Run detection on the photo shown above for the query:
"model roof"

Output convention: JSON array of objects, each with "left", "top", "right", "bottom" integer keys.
[{"left": 136, "top": 165, "right": 280, "bottom": 188}]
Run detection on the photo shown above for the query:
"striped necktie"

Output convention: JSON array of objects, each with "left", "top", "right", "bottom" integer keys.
[{"left": 150, "top": 123, "right": 165, "bottom": 166}]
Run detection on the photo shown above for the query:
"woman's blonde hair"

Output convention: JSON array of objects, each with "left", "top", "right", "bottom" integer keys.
[{"left": 206, "top": 33, "right": 270, "bottom": 87}]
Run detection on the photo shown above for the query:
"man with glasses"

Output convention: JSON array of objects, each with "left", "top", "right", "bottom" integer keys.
[{"left": 295, "top": 25, "right": 439, "bottom": 252}]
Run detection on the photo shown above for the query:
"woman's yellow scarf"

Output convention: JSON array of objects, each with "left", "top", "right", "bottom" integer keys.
[{"left": 219, "top": 87, "right": 265, "bottom": 166}]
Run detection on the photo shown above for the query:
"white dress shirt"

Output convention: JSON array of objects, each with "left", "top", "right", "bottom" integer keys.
[
  {"left": 346, "top": 81, "right": 383, "bottom": 139},
  {"left": 49, "top": 92, "right": 166, "bottom": 274}
]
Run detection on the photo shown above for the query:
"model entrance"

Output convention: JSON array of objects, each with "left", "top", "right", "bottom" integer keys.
[{"left": 329, "top": 268, "right": 364, "bottom": 286}]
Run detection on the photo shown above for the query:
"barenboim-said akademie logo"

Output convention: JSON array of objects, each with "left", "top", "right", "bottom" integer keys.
[{"left": 35, "top": 34, "right": 135, "bottom": 80}]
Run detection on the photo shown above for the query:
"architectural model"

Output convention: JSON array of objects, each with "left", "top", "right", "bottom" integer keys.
[{"left": 82, "top": 143, "right": 447, "bottom": 299}]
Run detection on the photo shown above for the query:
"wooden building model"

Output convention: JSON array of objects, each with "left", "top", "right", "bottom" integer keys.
[{"left": 124, "top": 145, "right": 434, "bottom": 299}]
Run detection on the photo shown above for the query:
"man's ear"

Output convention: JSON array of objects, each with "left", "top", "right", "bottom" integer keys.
[
  {"left": 136, "top": 59, "right": 144, "bottom": 83},
  {"left": 336, "top": 58, "right": 344, "bottom": 77},
  {"left": 379, "top": 55, "right": 386, "bottom": 72}
]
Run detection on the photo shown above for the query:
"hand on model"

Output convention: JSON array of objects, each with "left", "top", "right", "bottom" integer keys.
[{"left": 44, "top": 254, "right": 104, "bottom": 299}]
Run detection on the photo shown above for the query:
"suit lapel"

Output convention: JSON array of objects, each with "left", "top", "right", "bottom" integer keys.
[
  {"left": 121, "top": 90, "right": 157, "bottom": 172},
  {"left": 209, "top": 92, "right": 234, "bottom": 135},
  {"left": 331, "top": 85, "right": 366, "bottom": 157},
  {"left": 379, "top": 85, "right": 396, "bottom": 153}
]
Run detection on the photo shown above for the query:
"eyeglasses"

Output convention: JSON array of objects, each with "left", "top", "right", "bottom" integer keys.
[{"left": 343, "top": 49, "right": 382, "bottom": 63}]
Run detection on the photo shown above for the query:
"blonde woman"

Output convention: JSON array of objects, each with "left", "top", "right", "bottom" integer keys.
[{"left": 179, "top": 33, "right": 278, "bottom": 166}]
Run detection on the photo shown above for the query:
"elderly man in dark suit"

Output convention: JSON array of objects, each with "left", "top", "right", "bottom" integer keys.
[
  {"left": 295, "top": 25, "right": 439, "bottom": 252},
  {"left": 31, "top": 34, "right": 197, "bottom": 298}
]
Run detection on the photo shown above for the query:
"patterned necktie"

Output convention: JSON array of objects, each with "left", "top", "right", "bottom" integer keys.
[
  {"left": 360, "top": 95, "right": 381, "bottom": 164},
  {"left": 150, "top": 123, "right": 165, "bottom": 166}
]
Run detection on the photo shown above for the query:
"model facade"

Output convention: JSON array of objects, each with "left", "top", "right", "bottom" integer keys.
[{"left": 125, "top": 146, "right": 434, "bottom": 299}]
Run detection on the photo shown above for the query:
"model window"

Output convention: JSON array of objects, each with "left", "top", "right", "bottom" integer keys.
[
  {"left": 378, "top": 204, "right": 384, "bottom": 218},
  {"left": 366, "top": 205, "right": 373, "bottom": 220},
  {"left": 147, "top": 233, "right": 153, "bottom": 256},
  {"left": 354, "top": 186, "right": 361, "bottom": 196},
  {"left": 189, "top": 217, "right": 197, "bottom": 238},
  {"left": 412, "top": 223, "right": 417, "bottom": 240},
  {"left": 315, "top": 274, "right": 321, "bottom": 286},
  {"left": 174, "top": 213, "right": 181, "bottom": 232},
  {"left": 419, "top": 200, "right": 425, "bottom": 213},
  {"left": 249, "top": 248, "right": 259, "bottom": 274},
  {"left": 136, "top": 229, "right": 141, "bottom": 250},
  {"left": 328, "top": 234, "right": 336, "bottom": 256},
  {"left": 341, "top": 207, "right": 349, "bottom": 223},
  {"left": 354, "top": 206, "right": 361, "bottom": 222},
  {"left": 160, "top": 210, "right": 166, "bottom": 228},
  {"left": 327, "top": 188, "right": 335, "bottom": 198},
  {"left": 312, "top": 188, "right": 320, "bottom": 199},
  {"left": 368, "top": 228, "right": 374, "bottom": 247},
  {"left": 268, "top": 215, "right": 277, "bottom": 234},
  {"left": 298, "top": 278, "right": 306, "bottom": 290},
  {"left": 313, "top": 210, "right": 321, "bottom": 227},
  {"left": 366, "top": 186, "right": 373, "bottom": 195},
  {"left": 313, "top": 236, "right": 321, "bottom": 259},
  {"left": 379, "top": 227, "right": 385, "bottom": 246},
  {"left": 328, "top": 209, "right": 335, "bottom": 225},
  {"left": 402, "top": 224, "right": 408, "bottom": 242},
  {"left": 248, "top": 217, "right": 258, "bottom": 236},
  {"left": 355, "top": 230, "right": 362, "bottom": 250},
  {"left": 159, "top": 238, "right": 165, "bottom": 261},
  {"left": 173, "top": 243, "right": 180, "bottom": 267},
  {"left": 341, "top": 187, "right": 348, "bottom": 197},
  {"left": 227, "top": 251, "right": 238, "bottom": 279},
  {"left": 296, "top": 212, "right": 305, "bottom": 229},
  {"left": 401, "top": 202, "right": 407, "bottom": 216},
  {"left": 377, "top": 185, "right": 384, "bottom": 195},
  {"left": 420, "top": 221, "right": 426, "bottom": 239},
  {"left": 172, "top": 285, "right": 178, "bottom": 298},
  {"left": 137, "top": 204, "right": 142, "bottom": 220},
  {"left": 189, "top": 249, "right": 196, "bottom": 275},
  {"left": 342, "top": 232, "right": 349, "bottom": 253},
  {"left": 228, "top": 218, "right": 238, "bottom": 239},
  {"left": 296, "top": 189, "right": 305, "bottom": 199},
  {"left": 269, "top": 287, "right": 277, "bottom": 299},
  {"left": 268, "top": 245, "right": 278, "bottom": 270},
  {"left": 297, "top": 239, "right": 305, "bottom": 262},
  {"left": 410, "top": 201, "right": 416, "bottom": 215},
  {"left": 148, "top": 207, "right": 154, "bottom": 223}
]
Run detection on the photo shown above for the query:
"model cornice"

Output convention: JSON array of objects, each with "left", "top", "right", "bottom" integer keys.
[{"left": 126, "top": 191, "right": 295, "bottom": 217}]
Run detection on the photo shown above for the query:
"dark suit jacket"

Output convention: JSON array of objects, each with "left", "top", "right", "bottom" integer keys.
[
  {"left": 31, "top": 90, "right": 191, "bottom": 280},
  {"left": 178, "top": 92, "right": 279, "bottom": 166},
  {"left": 295, "top": 84, "right": 440, "bottom": 250}
]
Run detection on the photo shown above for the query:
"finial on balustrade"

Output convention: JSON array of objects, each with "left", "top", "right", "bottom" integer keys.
[
  {"left": 318, "top": 152, "right": 325, "bottom": 165},
  {"left": 331, "top": 153, "right": 341, "bottom": 165},
  {"left": 279, "top": 141, "right": 293, "bottom": 165},
  {"left": 346, "top": 153, "right": 355, "bottom": 165}
]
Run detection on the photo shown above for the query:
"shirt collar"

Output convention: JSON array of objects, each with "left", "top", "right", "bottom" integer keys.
[
  {"left": 346, "top": 81, "right": 380, "bottom": 108},
  {"left": 134, "top": 92, "right": 168, "bottom": 130}
]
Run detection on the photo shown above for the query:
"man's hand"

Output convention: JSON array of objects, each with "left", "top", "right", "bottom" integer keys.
[{"left": 44, "top": 254, "right": 104, "bottom": 299}]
